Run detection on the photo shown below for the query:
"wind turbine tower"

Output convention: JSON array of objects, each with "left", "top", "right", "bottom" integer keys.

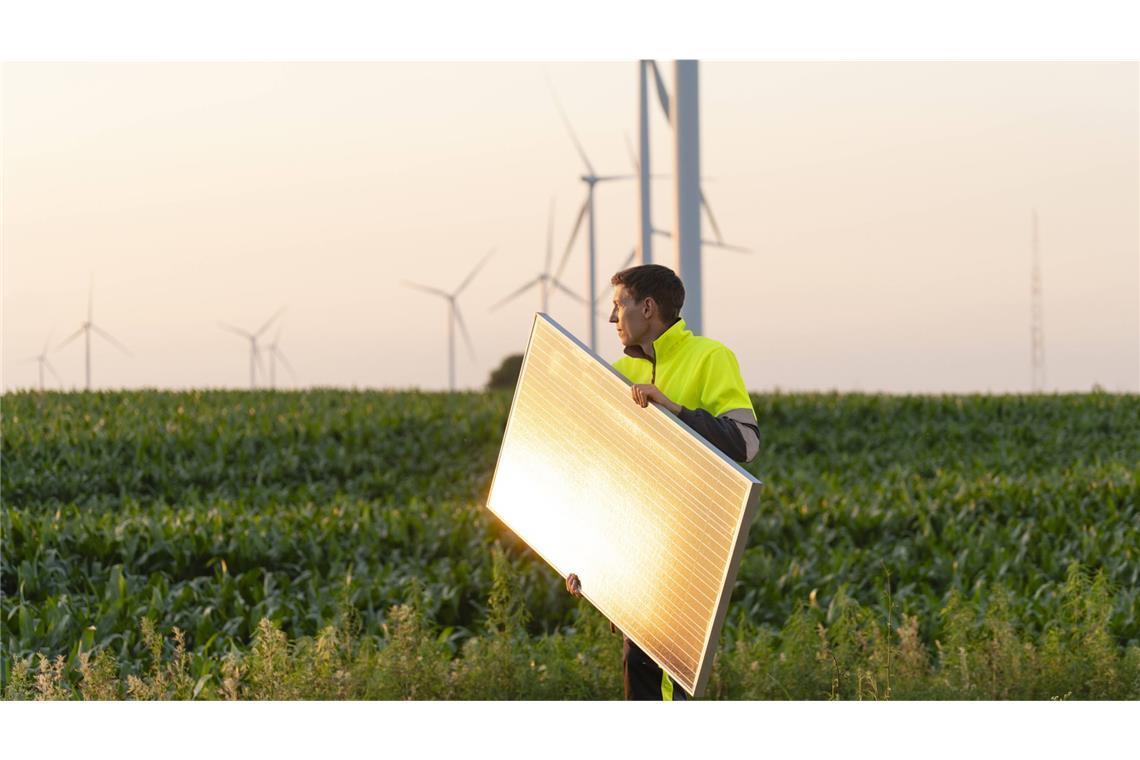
[
  {"left": 672, "top": 60, "right": 703, "bottom": 336},
  {"left": 638, "top": 60, "right": 653, "bottom": 265},
  {"left": 1031, "top": 209, "right": 1046, "bottom": 392}
]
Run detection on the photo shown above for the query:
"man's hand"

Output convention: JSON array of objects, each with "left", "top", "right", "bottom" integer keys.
[
  {"left": 567, "top": 574, "right": 616, "bottom": 632},
  {"left": 630, "top": 383, "right": 682, "bottom": 415}
]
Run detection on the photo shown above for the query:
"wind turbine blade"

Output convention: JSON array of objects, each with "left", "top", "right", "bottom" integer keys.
[
  {"left": 705, "top": 240, "right": 752, "bottom": 254},
  {"left": 87, "top": 275, "right": 94, "bottom": 322},
  {"left": 595, "top": 174, "right": 637, "bottom": 183},
  {"left": 271, "top": 324, "right": 284, "bottom": 346},
  {"left": 402, "top": 281, "right": 450, "bottom": 299},
  {"left": 274, "top": 348, "right": 296, "bottom": 377},
  {"left": 91, "top": 324, "right": 132, "bottom": 356},
  {"left": 544, "top": 69, "right": 596, "bottom": 176},
  {"left": 699, "top": 188, "right": 725, "bottom": 245},
  {"left": 650, "top": 225, "right": 748, "bottom": 251},
  {"left": 553, "top": 196, "right": 589, "bottom": 285},
  {"left": 452, "top": 304, "right": 476, "bottom": 361},
  {"left": 219, "top": 322, "right": 254, "bottom": 338},
  {"left": 649, "top": 60, "right": 671, "bottom": 121},
  {"left": 255, "top": 306, "right": 286, "bottom": 337},
  {"left": 594, "top": 247, "right": 636, "bottom": 305},
  {"left": 623, "top": 131, "right": 640, "bottom": 172},
  {"left": 41, "top": 328, "right": 55, "bottom": 357},
  {"left": 489, "top": 277, "right": 540, "bottom": 312},
  {"left": 544, "top": 196, "right": 556, "bottom": 276},
  {"left": 56, "top": 326, "right": 86, "bottom": 351},
  {"left": 454, "top": 248, "right": 495, "bottom": 297},
  {"left": 550, "top": 280, "right": 586, "bottom": 304},
  {"left": 44, "top": 359, "right": 64, "bottom": 386}
]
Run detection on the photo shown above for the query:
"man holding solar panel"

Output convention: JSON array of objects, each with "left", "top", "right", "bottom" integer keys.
[{"left": 565, "top": 263, "right": 760, "bottom": 700}]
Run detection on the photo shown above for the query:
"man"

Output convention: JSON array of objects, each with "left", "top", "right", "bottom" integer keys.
[{"left": 566, "top": 263, "right": 760, "bottom": 700}]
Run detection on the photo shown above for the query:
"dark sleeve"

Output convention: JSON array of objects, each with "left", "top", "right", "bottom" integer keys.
[{"left": 678, "top": 407, "right": 751, "bottom": 463}]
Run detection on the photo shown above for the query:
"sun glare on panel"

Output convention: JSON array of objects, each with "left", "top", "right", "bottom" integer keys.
[{"left": 486, "top": 313, "right": 761, "bottom": 697}]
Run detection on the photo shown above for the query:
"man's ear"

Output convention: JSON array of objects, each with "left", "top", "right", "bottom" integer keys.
[{"left": 643, "top": 297, "right": 657, "bottom": 319}]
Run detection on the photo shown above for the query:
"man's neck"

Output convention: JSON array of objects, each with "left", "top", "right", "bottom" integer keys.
[{"left": 637, "top": 321, "right": 670, "bottom": 361}]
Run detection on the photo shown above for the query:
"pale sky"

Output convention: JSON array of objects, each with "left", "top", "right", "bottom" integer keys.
[{"left": 2, "top": 61, "right": 1137, "bottom": 393}]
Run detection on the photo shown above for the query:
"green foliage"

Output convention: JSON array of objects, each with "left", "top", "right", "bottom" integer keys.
[
  {"left": 486, "top": 354, "right": 524, "bottom": 391},
  {"left": 2, "top": 389, "right": 1138, "bottom": 699},
  {"left": 3, "top": 562, "right": 1137, "bottom": 700}
]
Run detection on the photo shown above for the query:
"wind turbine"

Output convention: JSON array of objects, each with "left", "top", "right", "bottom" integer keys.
[
  {"left": 57, "top": 277, "right": 131, "bottom": 391},
  {"left": 546, "top": 71, "right": 635, "bottom": 352},
  {"left": 588, "top": 127, "right": 741, "bottom": 337},
  {"left": 26, "top": 330, "right": 63, "bottom": 391},
  {"left": 621, "top": 131, "right": 752, "bottom": 256},
  {"left": 219, "top": 307, "right": 285, "bottom": 389},
  {"left": 490, "top": 198, "right": 586, "bottom": 315},
  {"left": 403, "top": 249, "right": 494, "bottom": 392},
  {"left": 642, "top": 59, "right": 728, "bottom": 336},
  {"left": 264, "top": 326, "right": 295, "bottom": 389}
]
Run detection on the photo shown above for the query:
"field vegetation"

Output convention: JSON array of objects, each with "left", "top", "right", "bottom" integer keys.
[{"left": 2, "top": 389, "right": 1137, "bottom": 699}]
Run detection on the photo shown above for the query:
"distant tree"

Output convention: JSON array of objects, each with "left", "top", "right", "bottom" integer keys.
[{"left": 486, "top": 354, "right": 524, "bottom": 391}]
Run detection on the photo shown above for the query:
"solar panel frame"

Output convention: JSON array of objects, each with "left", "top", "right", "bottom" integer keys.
[{"left": 485, "top": 313, "right": 762, "bottom": 698}]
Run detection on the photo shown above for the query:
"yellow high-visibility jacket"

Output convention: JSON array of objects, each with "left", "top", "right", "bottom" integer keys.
[
  {"left": 613, "top": 318, "right": 759, "bottom": 463},
  {"left": 611, "top": 317, "right": 759, "bottom": 701}
]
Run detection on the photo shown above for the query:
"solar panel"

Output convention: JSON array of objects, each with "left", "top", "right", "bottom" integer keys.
[{"left": 485, "top": 313, "right": 762, "bottom": 698}]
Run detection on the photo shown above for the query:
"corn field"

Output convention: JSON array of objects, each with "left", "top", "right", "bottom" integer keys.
[{"left": 2, "top": 389, "right": 1137, "bottom": 699}]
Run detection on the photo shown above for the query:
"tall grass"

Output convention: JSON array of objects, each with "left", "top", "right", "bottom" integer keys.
[{"left": 5, "top": 558, "right": 1136, "bottom": 700}]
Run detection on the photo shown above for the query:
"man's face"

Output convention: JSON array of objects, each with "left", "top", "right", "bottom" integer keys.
[{"left": 609, "top": 285, "right": 650, "bottom": 347}]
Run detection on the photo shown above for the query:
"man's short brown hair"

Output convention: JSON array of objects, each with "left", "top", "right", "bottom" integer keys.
[{"left": 610, "top": 264, "right": 685, "bottom": 323}]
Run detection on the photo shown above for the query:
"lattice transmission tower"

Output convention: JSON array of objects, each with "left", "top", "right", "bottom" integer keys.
[{"left": 1030, "top": 209, "right": 1046, "bottom": 392}]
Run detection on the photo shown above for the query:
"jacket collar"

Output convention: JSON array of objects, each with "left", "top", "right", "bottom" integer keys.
[{"left": 622, "top": 318, "right": 690, "bottom": 364}]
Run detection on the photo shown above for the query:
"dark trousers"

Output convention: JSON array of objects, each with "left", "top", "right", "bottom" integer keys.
[{"left": 623, "top": 636, "right": 687, "bottom": 700}]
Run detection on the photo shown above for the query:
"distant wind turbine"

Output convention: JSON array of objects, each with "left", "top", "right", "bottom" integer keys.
[
  {"left": 404, "top": 249, "right": 494, "bottom": 392},
  {"left": 57, "top": 277, "right": 131, "bottom": 391},
  {"left": 490, "top": 198, "right": 585, "bottom": 316},
  {"left": 546, "top": 71, "right": 635, "bottom": 352},
  {"left": 26, "top": 330, "right": 63, "bottom": 391},
  {"left": 219, "top": 307, "right": 285, "bottom": 389},
  {"left": 265, "top": 326, "right": 295, "bottom": 389}
]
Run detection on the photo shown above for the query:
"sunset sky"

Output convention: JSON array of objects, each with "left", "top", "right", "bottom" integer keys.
[{"left": 3, "top": 61, "right": 1137, "bottom": 393}]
